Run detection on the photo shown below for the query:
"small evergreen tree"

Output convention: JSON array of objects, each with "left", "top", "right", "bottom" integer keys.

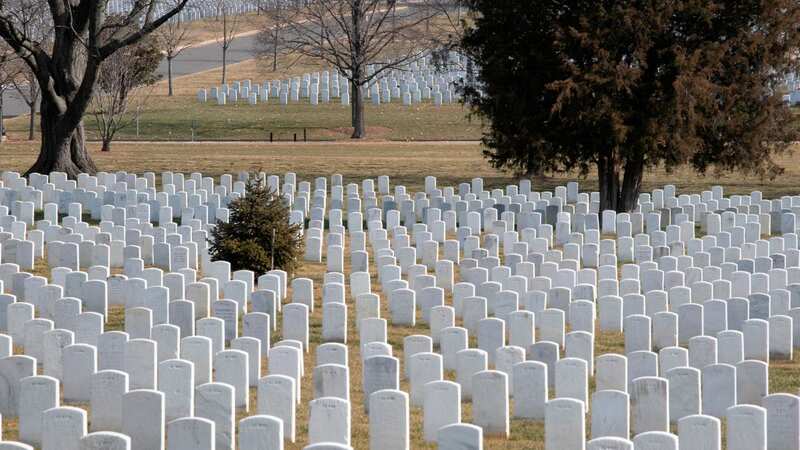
[{"left": 209, "top": 176, "right": 304, "bottom": 275}]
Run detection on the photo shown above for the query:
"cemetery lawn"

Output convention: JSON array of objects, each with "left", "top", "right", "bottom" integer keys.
[
  {"left": 10, "top": 235, "right": 800, "bottom": 449},
  {"left": 4, "top": 140, "right": 800, "bottom": 198},
  {"left": 5, "top": 57, "right": 484, "bottom": 142},
  {"left": 4, "top": 140, "right": 800, "bottom": 447},
  {"left": 100, "top": 95, "right": 483, "bottom": 142},
  {"left": 168, "top": 12, "right": 265, "bottom": 47}
]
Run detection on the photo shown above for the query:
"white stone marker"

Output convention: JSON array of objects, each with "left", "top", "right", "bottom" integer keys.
[
  {"left": 308, "top": 397, "right": 351, "bottom": 446},
  {"left": 631, "top": 431, "right": 678, "bottom": 449},
  {"left": 586, "top": 437, "right": 633, "bottom": 450},
  {"left": 595, "top": 354, "right": 627, "bottom": 392},
  {"left": 239, "top": 415, "right": 284, "bottom": 450},
  {"left": 590, "top": 389, "right": 629, "bottom": 439},
  {"left": 215, "top": 349, "right": 249, "bottom": 411},
  {"left": 630, "top": 377, "right": 669, "bottom": 435},
  {"left": 258, "top": 374, "right": 296, "bottom": 443},
  {"left": 268, "top": 345, "right": 303, "bottom": 401},
  {"left": 763, "top": 393, "right": 800, "bottom": 450},
  {"left": 19, "top": 375, "right": 59, "bottom": 446},
  {"left": 513, "top": 360, "right": 548, "bottom": 419},
  {"left": 0, "top": 442, "right": 34, "bottom": 450},
  {"left": 181, "top": 336, "right": 212, "bottom": 386},
  {"left": 456, "top": 349, "right": 487, "bottom": 401},
  {"left": 409, "top": 352, "right": 443, "bottom": 406},
  {"left": 122, "top": 389, "right": 165, "bottom": 450},
  {"left": 124, "top": 338, "right": 157, "bottom": 390},
  {"left": 726, "top": 404, "right": 767, "bottom": 450},
  {"left": 313, "top": 364, "right": 350, "bottom": 401},
  {"left": 195, "top": 382, "right": 235, "bottom": 450},
  {"left": 545, "top": 398, "right": 585, "bottom": 450},
  {"left": 97, "top": 331, "right": 128, "bottom": 372},
  {"left": 80, "top": 431, "right": 131, "bottom": 450},
  {"left": 42, "top": 406, "right": 87, "bottom": 450},
  {"left": 665, "top": 366, "right": 701, "bottom": 423},
  {"left": 167, "top": 417, "right": 215, "bottom": 450},
  {"left": 555, "top": 358, "right": 588, "bottom": 406},
  {"left": 423, "top": 380, "right": 461, "bottom": 442},
  {"left": 63, "top": 343, "right": 97, "bottom": 402},
  {"left": 403, "top": 335, "right": 433, "bottom": 379},
  {"left": 368, "top": 389, "right": 409, "bottom": 450},
  {"left": 440, "top": 327, "right": 468, "bottom": 371},
  {"left": 472, "top": 370, "right": 509, "bottom": 437},
  {"left": 736, "top": 359, "right": 768, "bottom": 406},
  {"left": 437, "top": 423, "right": 483, "bottom": 450},
  {"left": 316, "top": 343, "right": 348, "bottom": 367},
  {"left": 90, "top": 370, "right": 128, "bottom": 432},
  {"left": 158, "top": 359, "right": 194, "bottom": 422},
  {"left": 283, "top": 303, "right": 310, "bottom": 351},
  {"left": 701, "top": 363, "right": 737, "bottom": 418},
  {"left": 678, "top": 414, "right": 721, "bottom": 450}
]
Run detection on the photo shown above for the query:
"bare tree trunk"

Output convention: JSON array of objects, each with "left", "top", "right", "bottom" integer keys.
[
  {"left": 222, "top": 46, "right": 228, "bottom": 84},
  {"left": 26, "top": 95, "right": 98, "bottom": 177},
  {"left": 101, "top": 137, "right": 111, "bottom": 152},
  {"left": 168, "top": 57, "right": 174, "bottom": 96},
  {"left": 28, "top": 102, "right": 35, "bottom": 140},
  {"left": 351, "top": 79, "right": 365, "bottom": 138},
  {"left": 597, "top": 150, "right": 620, "bottom": 214},
  {"left": 272, "top": 37, "right": 278, "bottom": 72},
  {"left": 619, "top": 156, "right": 644, "bottom": 212},
  {"left": 597, "top": 152, "right": 643, "bottom": 213},
  {"left": 0, "top": 91, "right": 5, "bottom": 142}
]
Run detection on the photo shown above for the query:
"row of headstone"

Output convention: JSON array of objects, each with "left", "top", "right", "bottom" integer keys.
[
  {"left": 107, "top": 0, "right": 260, "bottom": 24},
  {"left": 2, "top": 169, "right": 800, "bottom": 449},
  {"left": 198, "top": 52, "right": 468, "bottom": 107}
]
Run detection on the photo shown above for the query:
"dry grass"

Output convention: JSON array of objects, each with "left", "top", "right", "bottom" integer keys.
[
  {"left": 3, "top": 143, "right": 800, "bottom": 447},
  {"left": 3, "top": 140, "right": 800, "bottom": 198},
  {"left": 7, "top": 233, "right": 800, "bottom": 449},
  {"left": 157, "top": 57, "right": 339, "bottom": 97},
  {"left": 4, "top": 57, "right": 481, "bottom": 142},
  {"left": 5, "top": 14, "right": 481, "bottom": 143},
  {"left": 250, "top": 234, "right": 583, "bottom": 448},
  {"left": 173, "top": 12, "right": 265, "bottom": 48}
]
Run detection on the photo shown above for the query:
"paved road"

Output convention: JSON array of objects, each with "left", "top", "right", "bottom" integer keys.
[
  {"left": 1, "top": 33, "right": 261, "bottom": 118},
  {"left": 155, "top": 32, "right": 260, "bottom": 80}
]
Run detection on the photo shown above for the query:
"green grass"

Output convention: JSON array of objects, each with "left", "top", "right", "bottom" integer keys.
[
  {"left": 6, "top": 95, "right": 482, "bottom": 142},
  {"left": 120, "top": 97, "right": 481, "bottom": 141}
]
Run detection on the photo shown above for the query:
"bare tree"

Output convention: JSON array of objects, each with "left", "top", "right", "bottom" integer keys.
[
  {"left": 7, "top": 2, "right": 47, "bottom": 141},
  {"left": 11, "top": 62, "right": 38, "bottom": 140},
  {"left": 0, "top": 46, "right": 20, "bottom": 142},
  {"left": 156, "top": 16, "right": 191, "bottom": 96},
  {"left": 0, "top": 0, "right": 188, "bottom": 176},
  {"left": 216, "top": 0, "right": 242, "bottom": 85},
  {"left": 423, "top": 0, "right": 470, "bottom": 65},
  {"left": 255, "top": 0, "right": 301, "bottom": 72},
  {"left": 91, "top": 35, "right": 162, "bottom": 152},
  {"left": 285, "top": 0, "right": 433, "bottom": 138}
]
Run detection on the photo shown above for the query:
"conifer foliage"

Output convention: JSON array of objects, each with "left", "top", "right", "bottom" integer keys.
[
  {"left": 210, "top": 176, "right": 304, "bottom": 275},
  {"left": 460, "top": 0, "right": 800, "bottom": 212}
]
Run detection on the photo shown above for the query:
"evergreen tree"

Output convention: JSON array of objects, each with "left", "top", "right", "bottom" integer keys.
[
  {"left": 210, "top": 177, "right": 304, "bottom": 275},
  {"left": 461, "top": 0, "right": 800, "bottom": 212}
]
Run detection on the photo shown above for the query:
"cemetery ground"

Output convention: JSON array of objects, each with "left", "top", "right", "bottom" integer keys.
[
  {"left": 190, "top": 14, "right": 265, "bottom": 46},
  {"left": 4, "top": 140, "right": 800, "bottom": 198},
  {"left": 2, "top": 141, "right": 800, "bottom": 447},
  {"left": 166, "top": 12, "right": 265, "bottom": 48},
  {"left": 4, "top": 58, "right": 484, "bottom": 142},
  {"left": 12, "top": 219, "right": 800, "bottom": 450}
]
